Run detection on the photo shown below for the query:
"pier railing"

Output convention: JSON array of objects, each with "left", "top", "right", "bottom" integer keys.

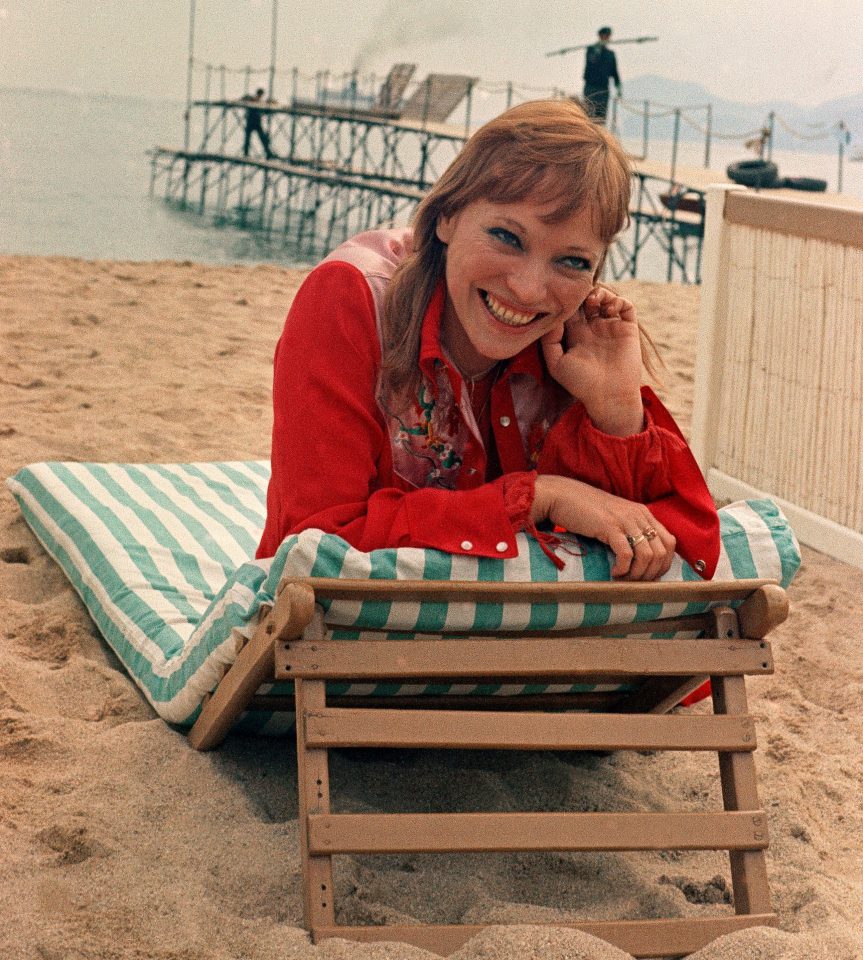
[{"left": 153, "top": 60, "right": 854, "bottom": 282}]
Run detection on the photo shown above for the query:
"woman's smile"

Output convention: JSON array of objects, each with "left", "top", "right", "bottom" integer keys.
[
  {"left": 480, "top": 289, "right": 547, "bottom": 328},
  {"left": 436, "top": 196, "right": 604, "bottom": 377}
]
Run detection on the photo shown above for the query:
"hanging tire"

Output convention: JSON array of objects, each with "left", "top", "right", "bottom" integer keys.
[
  {"left": 726, "top": 159, "right": 780, "bottom": 188},
  {"left": 777, "top": 176, "right": 828, "bottom": 192}
]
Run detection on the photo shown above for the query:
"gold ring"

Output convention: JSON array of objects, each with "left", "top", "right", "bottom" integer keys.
[
  {"left": 643, "top": 527, "right": 658, "bottom": 541},
  {"left": 626, "top": 533, "right": 646, "bottom": 549}
]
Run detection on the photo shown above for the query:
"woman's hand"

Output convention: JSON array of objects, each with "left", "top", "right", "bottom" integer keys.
[
  {"left": 542, "top": 286, "right": 644, "bottom": 436},
  {"left": 532, "top": 474, "right": 676, "bottom": 580}
]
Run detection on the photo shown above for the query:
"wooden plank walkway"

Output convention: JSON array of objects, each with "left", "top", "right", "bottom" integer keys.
[{"left": 150, "top": 147, "right": 427, "bottom": 201}]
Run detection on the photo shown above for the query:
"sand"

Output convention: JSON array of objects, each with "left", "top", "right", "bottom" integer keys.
[{"left": 0, "top": 255, "right": 861, "bottom": 960}]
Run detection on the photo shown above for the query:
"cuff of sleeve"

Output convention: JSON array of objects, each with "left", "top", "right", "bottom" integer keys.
[
  {"left": 500, "top": 471, "right": 536, "bottom": 532},
  {"left": 402, "top": 480, "right": 526, "bottom": 559},
  {"left": 578, "top": 401, "right": 655, "bottom": 445}
]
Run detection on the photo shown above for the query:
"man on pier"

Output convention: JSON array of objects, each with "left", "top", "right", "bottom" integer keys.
[
  {"left": 582, "top": 26, "right": 621, "bottom": 124},
  {"left": 241, "top": 88, "right": 275, "bottom": 160}
]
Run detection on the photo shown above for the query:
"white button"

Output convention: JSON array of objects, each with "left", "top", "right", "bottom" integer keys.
[
  {"left": 499, "top": 416, "right": 511, "bottom": 427},
  {"left": 495, "top": 541, "right": 508, "bottom": 553},
  {"left": 467, "top": 467, "right": 477, "bottom": 475},
  {"left": 460, "top": 540, "right": 474, "bottom": 551}
]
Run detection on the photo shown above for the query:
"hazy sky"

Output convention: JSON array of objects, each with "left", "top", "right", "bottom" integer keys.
[{"left": 1, "top": 0, "right": 861, "bottom": 108}]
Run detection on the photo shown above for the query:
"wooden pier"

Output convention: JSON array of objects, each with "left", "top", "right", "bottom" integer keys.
[{"left": 150, "top": 81, "right": 746, "bottom": 283}]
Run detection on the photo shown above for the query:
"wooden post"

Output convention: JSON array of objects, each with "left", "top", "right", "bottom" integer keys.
[
  {"left": 704, "top": 103, "right": 713, "bottom": 168},
  {"left": 642, "top": 100, "right": 650, "bottom": 159},
  {"left": 710, "top": 606, "right": 772, "bottom": 915},
  {"left": 183, "top": 0, "right": 196, "bottom": 152},
  {"left": 295, "top": 608, "right": 335, "bottom": 933}
]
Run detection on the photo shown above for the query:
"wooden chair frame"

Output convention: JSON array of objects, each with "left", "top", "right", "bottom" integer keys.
[{"left": 189, "top": 577, "right": 788, "bottom": 958}]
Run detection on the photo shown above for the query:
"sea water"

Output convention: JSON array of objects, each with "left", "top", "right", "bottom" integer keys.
[
  {"left": 0, "top": 87, "right": 305, "bottom": 267},
  {"left": 1, "top": 87, "right": 860, "bottom": 276}
]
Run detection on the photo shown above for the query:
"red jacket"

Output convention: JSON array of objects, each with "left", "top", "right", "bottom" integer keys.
[{"left": 257, "top": 229, "right": 719, "bottom": 577}]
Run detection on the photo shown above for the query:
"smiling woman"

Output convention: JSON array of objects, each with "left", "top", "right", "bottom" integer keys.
[{"left": 257, "top": 99, "right": 720, "bottom": 583}]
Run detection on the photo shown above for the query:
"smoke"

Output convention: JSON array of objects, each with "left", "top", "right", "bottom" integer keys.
[{"left": 352, "top": 0, "right": 487, "bottom": 72}]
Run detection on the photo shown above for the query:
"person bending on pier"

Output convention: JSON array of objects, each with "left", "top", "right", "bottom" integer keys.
[
  {"left": 582, "top": 26, "right": 621, "bottom": 123},
  {"left": 257, "top": 99, "right": 719, "bottom": 584},
  {"left": 241, "top": 88, "right": 274, "bottom": 160}
]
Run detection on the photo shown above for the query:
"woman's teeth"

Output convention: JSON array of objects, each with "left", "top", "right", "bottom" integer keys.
[{"left": 482, "top": 291, "right": 538, "bottom": 327}]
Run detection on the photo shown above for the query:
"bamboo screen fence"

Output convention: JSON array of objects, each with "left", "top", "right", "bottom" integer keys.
[{"left": 692, "top": 187, "right": 863, "bottom": 569}]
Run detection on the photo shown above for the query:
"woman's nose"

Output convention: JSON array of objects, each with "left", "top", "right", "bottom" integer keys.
[{"left": 505, "top": 259, "right": 548, "bottom": 306}]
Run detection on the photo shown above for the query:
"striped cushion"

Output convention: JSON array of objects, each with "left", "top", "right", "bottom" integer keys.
[{"left": 7, "top": 461, "right": 800, "bottom": 728}]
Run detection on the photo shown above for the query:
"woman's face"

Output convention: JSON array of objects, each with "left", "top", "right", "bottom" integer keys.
[{"left": 436, "top": 196, "right": 606, "bottom": 377}]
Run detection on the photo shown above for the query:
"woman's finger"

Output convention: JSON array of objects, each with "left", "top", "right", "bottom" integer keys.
[
  {"left": 618, "top": 515, "right": 673, "bottom": 581},
  {"left": 643, "top": 533, "right": 669, "bottom": 581},
  {"left": 640, "top": 522, "right": 676, "bottom": 580},
  {"left": 607, "top": 530, "right": 635, "bottom": 578},
  {"left": 624, "top": 533, "right": 654, "bottom": 580},
  {"left": 540, "top": 322, "right": 566, "bottom": 367}
]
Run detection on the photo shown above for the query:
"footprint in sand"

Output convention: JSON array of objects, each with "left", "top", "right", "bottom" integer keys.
[
  {"left": 36, "top": 824, "right": 110, "bottom": 864},
  {"left": 658, "top": 872, "right": 731, "bottom": 904},
  {"left": 1, "top": 546, "right": 30, "bottom": 564},
  {"left": 0, "top": 715, "right": 69, "bottom": 765}
]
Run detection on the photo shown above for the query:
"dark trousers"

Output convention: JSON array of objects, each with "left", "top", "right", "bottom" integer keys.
[
  {"left": 583, "top": 87, "right": 610, "bottom": 123},
  {"left": 243, "top": 117, "right": 273, "bottom": 159}
]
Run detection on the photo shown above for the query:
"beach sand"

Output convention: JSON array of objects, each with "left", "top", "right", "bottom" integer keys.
[{"left": 1, "top": 255, "right": 861, "bottom": 960}]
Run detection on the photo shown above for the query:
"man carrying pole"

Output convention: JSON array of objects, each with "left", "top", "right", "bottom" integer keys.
[{"left": 582, "top": 26, "right": 621, "bottom": 124}]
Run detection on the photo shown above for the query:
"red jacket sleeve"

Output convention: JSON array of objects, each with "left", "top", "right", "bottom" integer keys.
[
  {"left": 536, "top": 387, "right": 720, "bottom": 578},
  {"left": 256, "top": 262, "right": 533, "bottom": 560}
]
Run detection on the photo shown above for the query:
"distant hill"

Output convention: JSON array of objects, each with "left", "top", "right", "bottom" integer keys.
[{"left": 620, "top": 75, "right": 863, "bottom": 154}]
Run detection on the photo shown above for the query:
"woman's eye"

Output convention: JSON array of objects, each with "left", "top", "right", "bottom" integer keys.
[
  {"left": 559, "top": 255, "right": 592, "bottom": 271},
  {"left": 488, "top": 227, "right": 521, "bottom": 248}
]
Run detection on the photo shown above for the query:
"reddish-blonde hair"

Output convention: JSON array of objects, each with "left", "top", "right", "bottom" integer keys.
[{"left": 380, "top": 99, "right": 634, "bottom": 409}]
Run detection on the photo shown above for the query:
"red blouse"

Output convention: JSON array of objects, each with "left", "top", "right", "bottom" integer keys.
[{"left": 257, "top": 250, "right": 719, "bottom": 577}]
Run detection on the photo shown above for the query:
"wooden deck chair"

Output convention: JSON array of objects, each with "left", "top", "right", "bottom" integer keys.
[
  {"left": 189, "top": 576, "right": 788, "bottom": 959},
  {"left": 373, "top": 63, "right": 416, "bottom": 113},
  {"left": 400, "top": 73, "right": 477, "bottom": 123}
]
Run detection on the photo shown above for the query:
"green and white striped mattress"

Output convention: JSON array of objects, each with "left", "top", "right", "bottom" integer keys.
[{"left": 6, "top": 461, "right": 801, "bottom": 730}]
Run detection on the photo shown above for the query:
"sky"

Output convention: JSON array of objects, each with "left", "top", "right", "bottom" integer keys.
[{"left": 1, "top": 0, "right": 861, "bottom": 108}]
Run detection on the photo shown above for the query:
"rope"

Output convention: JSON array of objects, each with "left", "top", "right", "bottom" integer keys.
[
  {"left": 474, "top": 80, "right": 561, "bottom": 97},
  {"left": 192, "top": 58, "right": 270, "bottom": 75},
  {"left": 617, "top": 99, "right": 679, "bottom": 120},
  {"left": 773, "top": 114, "right": 840, "bottom": 142},
  {"left": 682, "top": 114, "right": 766, "bottom": 140}
]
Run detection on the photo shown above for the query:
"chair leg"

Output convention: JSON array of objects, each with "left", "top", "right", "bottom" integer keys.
[
  {"left": 187, "top": 619, "right": 276, "bottom": 751},
  {"left": 296, "top": 676, "right": 336, "bottom": 934},
  {"left": 711, "top": 607, "right": 772, "bottom": 915}
]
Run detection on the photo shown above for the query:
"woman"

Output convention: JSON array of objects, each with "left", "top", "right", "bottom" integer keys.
[{"left": 257, "top": 99, "right": 719, "bottom": 581}]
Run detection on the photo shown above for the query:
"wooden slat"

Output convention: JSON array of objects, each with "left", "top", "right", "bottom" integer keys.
[
  {"left": 311, "top": 915, "right": 779, "bottom": 958},
  {"left": 277, "top": 636, "right": 774, "bottom": 680},
  {"left": 725, "top": 189, "right": 863, "bottom": 247},
  {"left": 308, "top": 810, "right": 768, "bottom": 854},
  {"left": 294, "top": 576, "right": 773, "bottom": 604},
  {"left": 304, "top": 708, "right": 757, "bottom": 752},
  {"left": 152, "top": 148, "right": 428, "bottom": 199}
]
